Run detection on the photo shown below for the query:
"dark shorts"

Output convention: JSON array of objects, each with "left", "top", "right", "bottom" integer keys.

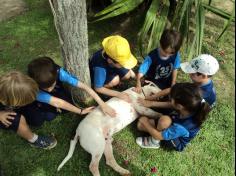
[
  {"left": 104, "top": 67, "right": 129, "bottom": 85},
  {"left": 0, "top": 112, "right": 21, "bottom": 132},
  {"left": 19, "top": 87, "right": 73, "bottom": 127}
]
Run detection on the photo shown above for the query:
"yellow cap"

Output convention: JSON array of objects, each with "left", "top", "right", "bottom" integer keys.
[{"left": 102, "top": 35, "right": 137, "bottom": 69}]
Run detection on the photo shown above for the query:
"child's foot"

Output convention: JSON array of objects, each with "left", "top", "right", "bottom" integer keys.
[
  {"left": 30, "top": 135, "right": 57, "bottom": 150},
  {"left": 136, "top": 136, "right": 160, "bottom": 149}
]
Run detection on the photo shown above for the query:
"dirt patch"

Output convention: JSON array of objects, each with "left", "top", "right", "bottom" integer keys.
[{"left": 0, "top": 0, "right": 27, "bottom": 22}]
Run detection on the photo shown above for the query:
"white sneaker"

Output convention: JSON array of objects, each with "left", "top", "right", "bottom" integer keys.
[{"left": 136, "top": 136, "right": 160, "bottom": 149}]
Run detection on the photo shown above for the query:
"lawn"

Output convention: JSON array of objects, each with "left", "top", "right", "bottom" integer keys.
[{"left": 0, "top": 0, "right": 235, "bottom": 176}]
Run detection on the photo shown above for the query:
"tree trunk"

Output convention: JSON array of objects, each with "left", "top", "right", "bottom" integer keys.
[{"left": 49, "top": 0, "right": 92, "bottom": 102}]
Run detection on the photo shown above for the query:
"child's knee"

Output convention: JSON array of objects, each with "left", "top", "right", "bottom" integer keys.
[
  {"left": 137, "top": 120, "right": 143, "bottom": 130},
  {"left": 106, "top": 76, "right": 120, "bottom": 87},
  {"left": 157, "top": 115, "right": 172, "bottom": 131},
  {"left": 121, "top": 71, "right": 131, "bottom": 80}
]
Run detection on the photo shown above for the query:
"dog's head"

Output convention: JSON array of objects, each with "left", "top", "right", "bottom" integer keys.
[{"left": 141, "top": 82, "right": 161, "bottom": 97}]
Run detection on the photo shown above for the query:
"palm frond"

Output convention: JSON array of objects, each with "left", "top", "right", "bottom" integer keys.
[
  {"left": 217, "top": 5, "right": 235, "bottom": 40},
  {"left": 138, "top": 0, "right": 170, "bottom": 56},
  {"left": 138, "top": 0, "right": 160, "bottom": 56},
  {"left": 202, "top": 3, "right": 235, "bottom": 21},
  {"left": 94, "top": 0, "right": 144, "bottom": 21}
]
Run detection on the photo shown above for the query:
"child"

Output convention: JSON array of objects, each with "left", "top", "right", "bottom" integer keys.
[
  {"left": 134, "top": 29, "right": 183, "bottom": 94},
  {"left": 89, "top": 35, "right": 137, "bottom": 102},
  {"left": 22, "top": 56, "right": 116, "bottom": 127},
  {"left": 0, "top": 71, "right": 57, "bottom": 149},
  {"left": 136, "top": 83, "right": 210, "bottom": 151},
  {"left": 141, "top": 54, "right": 219, "bottom": 109},
  {"left": 180, "top": 54, "right": 219, "bottom": 108}
]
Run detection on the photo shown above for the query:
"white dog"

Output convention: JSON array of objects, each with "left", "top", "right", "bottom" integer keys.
[{"left": 57, "top": 83, "right": 161, "bottom": 176}]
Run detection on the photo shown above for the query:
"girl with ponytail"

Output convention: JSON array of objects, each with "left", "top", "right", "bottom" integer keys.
[{"left": 136, "top": 82, "right": 210, "bottom": 151}]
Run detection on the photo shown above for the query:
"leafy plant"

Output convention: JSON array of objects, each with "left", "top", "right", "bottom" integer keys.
[{"left": 94, "top": 0, "right": 235, "bottom": 59}]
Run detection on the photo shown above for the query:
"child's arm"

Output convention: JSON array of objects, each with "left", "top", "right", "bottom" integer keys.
[
  {"left": 0, "top": 111, "right": 16, "bottom": 127},
  {"left": 171, "top": 69, "right": 178, "bottom": 86},
  {"left": 78, "top": 82, "right": 116, "bottom": 117},
  {"left": 58, "top": 68, "right": 116, "bottom": 117},
  {"left": 133, "top": 73, "right": 144, "bottom": 93},
  {"left": 139, "top": 117, "right": 164, "bottom": 140},
  {"left": 49, "top": 96, "right": 94, "bottom": 115},
  {"left": 138, "top": 97, "right": 173, "bottom": 109},
  {"left": 95, "top": 86, "right": 131, "bottom": 103},
  {"left": 145, "top": 88, "right": 171, "bottom": 100},
  {"left": 133, "top": 56, "right": 152, "bottom": 93}
]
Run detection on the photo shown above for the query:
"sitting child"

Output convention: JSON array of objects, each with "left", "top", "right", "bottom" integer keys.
[
  {"left": 89, "top": 35, "right": 137, "bottom": 102},
  {"left": 0, "top": 71, "right": 56, "bottom": 149},
  {"left": 134, "top": 29, "right": 183, "bottom": 95},
  {"left": 136, "top": 83, "right": 210, "bottom": 151},
  {"left": 20, "top": 56, "right": 116, "bottom": 127}
]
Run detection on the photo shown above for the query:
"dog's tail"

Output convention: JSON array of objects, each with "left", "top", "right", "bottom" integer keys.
[{"left": 57, "top": 135, "right": 79, "bottom": 171}]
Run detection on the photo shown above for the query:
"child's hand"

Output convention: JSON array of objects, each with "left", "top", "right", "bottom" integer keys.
[
  {"left": 100, "top": 104, "right": 116, "bottom": 118},
  {"left": 137, "top": 97, "right": 153, "bottom": 108},
  {"left": 81, "top": 106, "right": 95, "bottom": 115},
  {"left": 132, "top": 86, "right": 142, "bottom": 94},
  {"left": 0, "top": 111, "right": 16, "bottom": 127},
  {"left": 139, "top": 116, "right": 149, "bottom": 125},
  {"left": 118, "top": 92, "right": 131, "bottom": 103},
  {"left": 145, "top": 94, "right": 158, "bottom": 101}
]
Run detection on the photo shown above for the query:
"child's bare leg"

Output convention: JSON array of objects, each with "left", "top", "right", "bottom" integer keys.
[
  {"left": 16, "top": 115, "right": 34, "bottom": 141},
  {"left": 16, "top": 115, "right": 57, "bottom": 149},
  {"left": 156, "top": 115, "right": 172, "bottom": 131},
  {"left": 137, "top": 117, "right": 156, "bottom": 132},
  {"left": 104, "top": 76, "right": 120, "bottom": 88}
]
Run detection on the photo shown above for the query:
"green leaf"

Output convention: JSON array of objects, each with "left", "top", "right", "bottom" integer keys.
[
  {"left": 138, "top": 0, "right": 160, "bottom": 56},
  {"left": 202, "top": 3, "right": 235, "bottom": 21},
  {"left": 217, "top": 5, "right": 235, "bottom": 40},
  {"left": 94, "top": 0, "right": 144, "bottom": 21}
]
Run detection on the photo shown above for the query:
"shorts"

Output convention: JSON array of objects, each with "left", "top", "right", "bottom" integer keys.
[
  {"left": 0, "top": 112, "right": 21, "bottom": 132},
  {"left": 19, "top": 86, "right": 73, "bottom": 127}
]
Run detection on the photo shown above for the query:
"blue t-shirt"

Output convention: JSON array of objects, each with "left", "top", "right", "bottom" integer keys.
[
  {"left": 200, "top": 80, "right": 216, "bottom": 108},
  {"left": 89, "top": 49, "right": 129, "bottom": 88},
  {"left": 36, "top": 67, "right": 79, "bottom": 104},
  {"left": 161, "top": 112, "right": 200, "bottom": 151},
  {"left": 138, "top": 48, "right": 181, "bottom": 89}
]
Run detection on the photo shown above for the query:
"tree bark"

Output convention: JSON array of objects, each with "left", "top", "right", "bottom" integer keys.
[{"left": 49, "top": 0, "right": 91, "bottom": 102}]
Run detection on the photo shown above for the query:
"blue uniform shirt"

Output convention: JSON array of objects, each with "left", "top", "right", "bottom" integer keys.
[
  {"left": 200, "top": 80, "right": 216, "bottom": 108},
  {"left": 161, "top": 112, "right": 200, "bottom": 151},
  {"left": 36, "top": 67, "right": 79, "bottom": 104},
  {"left": 138, "top": 48, "right": 181, "bottom": 89},
  {"left": 89, "top": 49, "right": 129, "bottom": 88}
]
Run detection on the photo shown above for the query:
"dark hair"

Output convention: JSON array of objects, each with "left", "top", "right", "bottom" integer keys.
[
  {"left": 196, "top": 72, "right": 213, "bottom": 78},
  {"left": 28, "top": 57, "right": 57, "bottom": 89},
  {"left": 103, "top": 52, "right": 119, "bottom": 64},
  {"left": 160, "top": 29, "right": 183, "bottom": 53},
  {"left": 170, "top": 83, "right": 210, "bottom": 127}
]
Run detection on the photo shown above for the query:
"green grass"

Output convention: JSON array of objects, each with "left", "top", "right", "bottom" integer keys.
[{"left": 0, "top": 0, "right": 235, "bottom": 176}]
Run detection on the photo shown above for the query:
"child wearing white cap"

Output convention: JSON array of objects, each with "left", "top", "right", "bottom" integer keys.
[{"left": 180, "top": 54, "right": 219, "bottom": 108}]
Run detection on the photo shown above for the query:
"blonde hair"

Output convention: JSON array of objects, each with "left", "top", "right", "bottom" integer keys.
[{"left": 0, "top": 71, "right": 39, "bottom": 107}]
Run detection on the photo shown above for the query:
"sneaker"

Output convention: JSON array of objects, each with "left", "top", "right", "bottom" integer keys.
[
  {"left": 30, "top": 135, "right": 57, "bottom": 150},
  {"left": 136, "top": 136, "right": 160, "bottom": 149}
]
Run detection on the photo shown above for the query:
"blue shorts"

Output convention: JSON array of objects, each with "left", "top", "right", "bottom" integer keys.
[{"left": 0, "top": 111, "right": 21, "bottom": 132}]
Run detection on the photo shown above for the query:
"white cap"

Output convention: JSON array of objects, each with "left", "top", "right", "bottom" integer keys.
[{"left": 180, "top": 54, "right": 219, "bottom": 75}]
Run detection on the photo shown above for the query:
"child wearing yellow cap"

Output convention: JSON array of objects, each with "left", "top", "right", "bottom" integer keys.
[
  {"left": 89, "top": 35, "right": 138, "bottom": 102},
  {"left": 134, "top": 29, "right": 183, "bottom": 100}
]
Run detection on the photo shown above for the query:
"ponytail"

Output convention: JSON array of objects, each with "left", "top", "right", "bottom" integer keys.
[{"left": 193, "top": 101, "right": 211, "bottom": 127}]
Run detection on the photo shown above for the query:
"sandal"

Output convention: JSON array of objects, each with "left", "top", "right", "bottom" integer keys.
[{"left": 136, "top": 136, "right": 160, "bottom": 149}]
